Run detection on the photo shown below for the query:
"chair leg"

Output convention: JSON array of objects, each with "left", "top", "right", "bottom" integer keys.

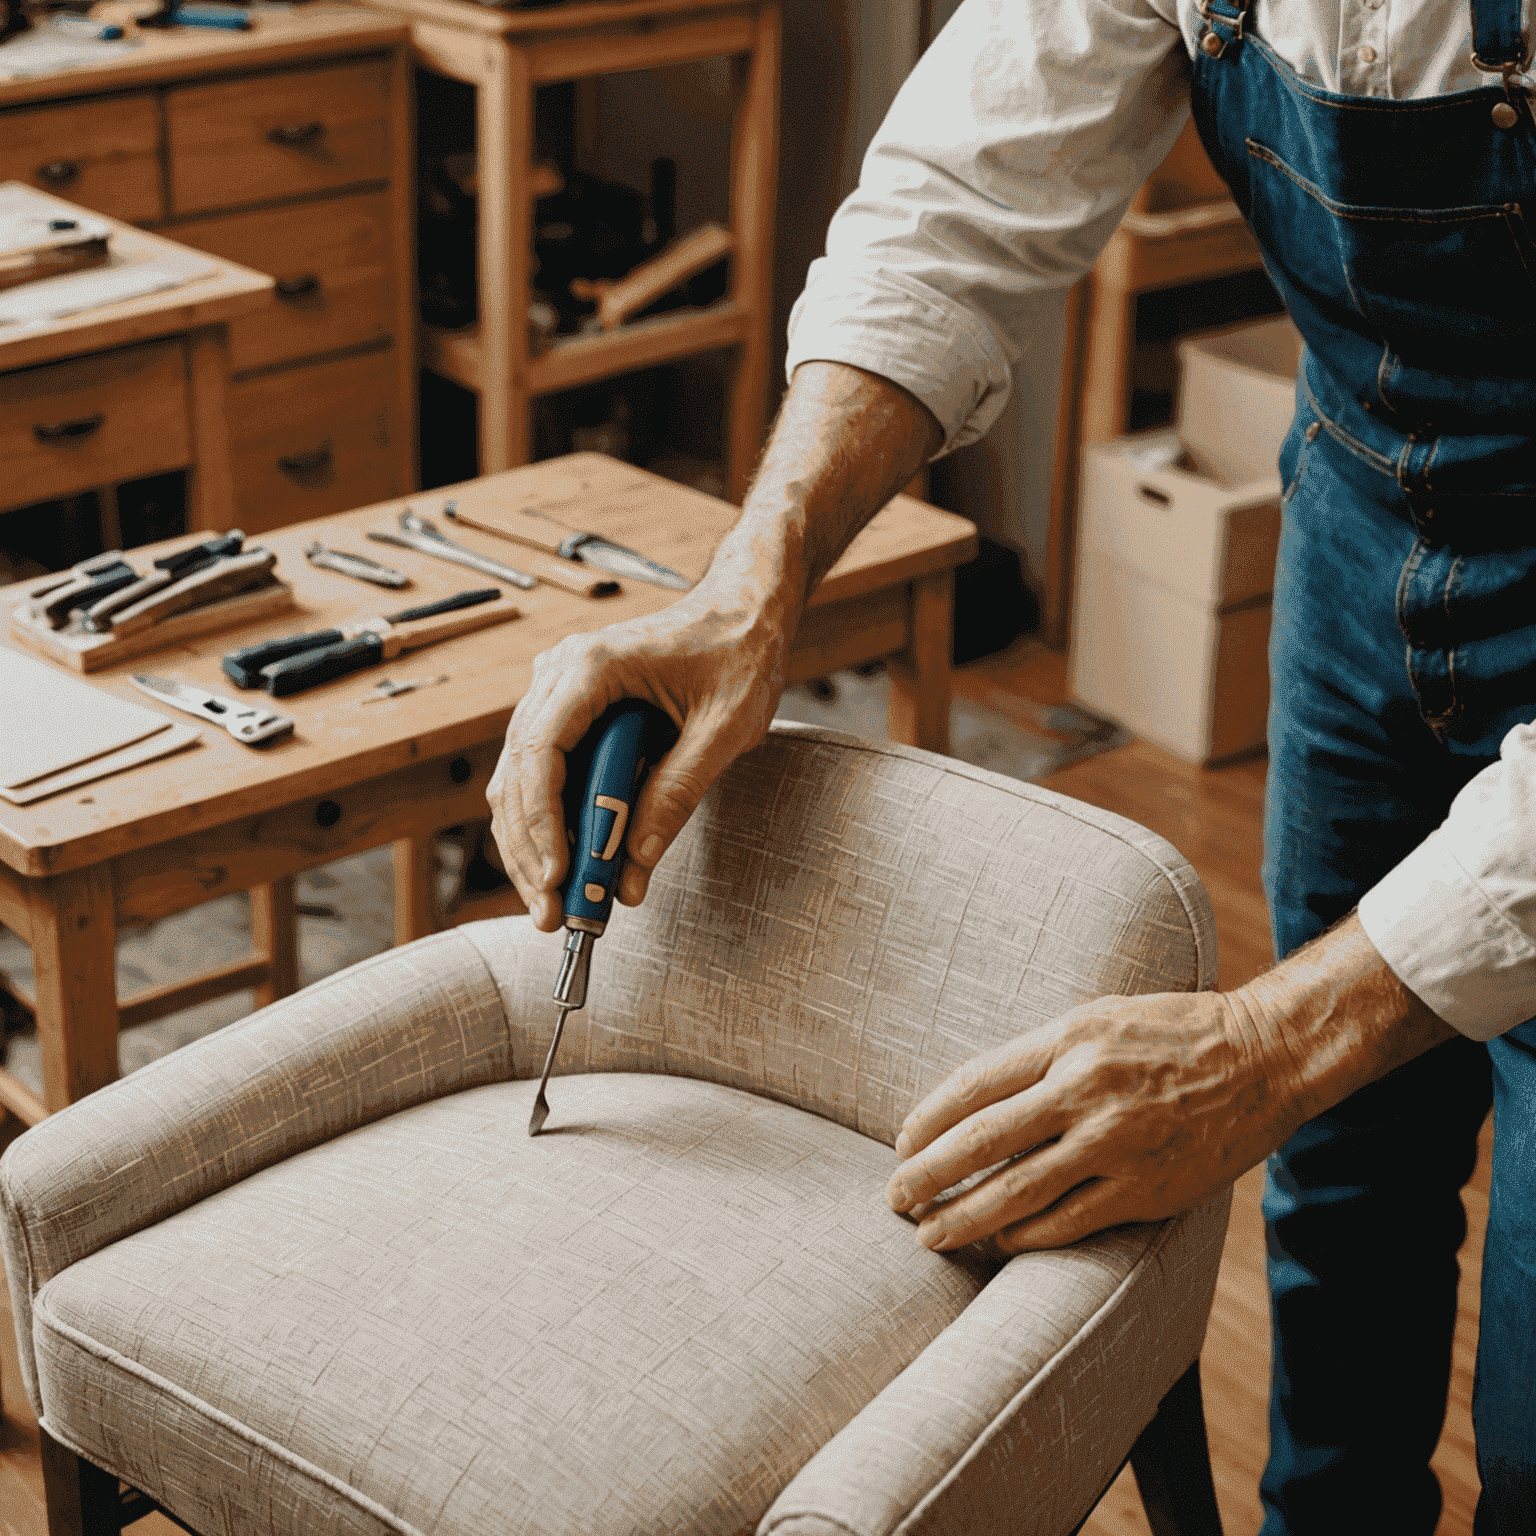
[
  {"left": 1128, "top": 1361, "right": 1224, "bottom": 1536},
  {"left": 39, "top": 1428, "right": 122, "bottom": 1536}
]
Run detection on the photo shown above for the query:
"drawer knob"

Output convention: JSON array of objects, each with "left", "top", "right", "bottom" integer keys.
[
  {"left": 275, "top": 274, "right": 321, "bottom": 301},
  {"left": 267, "top": 121, "right": 325, "bottom": 147},
  {"left": 36, "top": 159, "right": 82, "bottom": 187},
  {"left": 33, "top": 412, "right": 105, "bottom": 445},
  {"left": 277, "top": 443, "right": 333, "bottom": 475}
]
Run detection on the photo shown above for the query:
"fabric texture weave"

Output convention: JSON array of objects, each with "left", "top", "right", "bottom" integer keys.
[{"left": 2, "top": 725, "right": 1226, "bottom": 1536}]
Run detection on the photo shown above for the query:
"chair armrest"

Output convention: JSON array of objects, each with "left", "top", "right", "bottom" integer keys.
[
  {"left": 759, "top": 1191, "right": 1231, "bottom": 1536},
  {"left": 1, "top": 928, "right": 510, "bottom": 1414}
]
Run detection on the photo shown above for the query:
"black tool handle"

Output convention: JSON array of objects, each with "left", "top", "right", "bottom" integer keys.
[
  {"left": 262, "top": 634, "right": 384, "bottom": 697},
  {"left": 223, "top": 628, "right": 345, "bottom": 689},
  {"left": 155, "top": 531, "right": 243, "bottom": 577},
  {"left": 389, "top": 587, "right": 501, "bottom": 624},
  {"left": 40, "top": 563, "right": 136, "bottom": 626}
]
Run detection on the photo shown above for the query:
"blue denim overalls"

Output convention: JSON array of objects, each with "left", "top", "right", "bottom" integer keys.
[{"left": 1188, "top": 1, "right": 1536, "bottom": 1530}]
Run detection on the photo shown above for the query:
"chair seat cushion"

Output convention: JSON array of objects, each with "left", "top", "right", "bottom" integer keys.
[{"left": 32, "top": 1074, "right": 1000, "bottom": 1536}]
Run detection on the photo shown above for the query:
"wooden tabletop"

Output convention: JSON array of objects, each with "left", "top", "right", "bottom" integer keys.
[
  {"left": 0, "top": 3, "right": 407, "bottom": 109},
  {"left": 361, "top": 0, "right": 758, "bottom": 40},
  {"left": 0, "top": 183, "right": 272, "bottom": 373},
  {"left": 0, "top": 454, "right": 976, "bottom": 878}
]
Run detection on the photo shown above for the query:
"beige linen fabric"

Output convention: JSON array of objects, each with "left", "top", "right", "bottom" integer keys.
[{"left": 1, "top": 725, "right": 1224, "bottom": 1535}]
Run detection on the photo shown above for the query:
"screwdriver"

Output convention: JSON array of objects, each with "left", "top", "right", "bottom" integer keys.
[{"left": 528, "top": 699, "right": 679, "bottom": 1136}]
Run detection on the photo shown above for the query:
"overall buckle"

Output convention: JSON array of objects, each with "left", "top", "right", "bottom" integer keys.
[
  {"left": 1472, "top": 41, "right": 1530, "bottom": 128},
  {"left": 1197, "top": 0, "right": 1250, "bottom": 59}
]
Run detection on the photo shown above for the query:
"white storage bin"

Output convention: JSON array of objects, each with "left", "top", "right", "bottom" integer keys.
[{"left": 1069, "top": 431, "right": 1280, "bottom": 764}]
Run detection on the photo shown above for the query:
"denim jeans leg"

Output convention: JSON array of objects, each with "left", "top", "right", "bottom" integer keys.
[{"left": 1258, "top": 431, "right": 1493, "bottom": 1534}]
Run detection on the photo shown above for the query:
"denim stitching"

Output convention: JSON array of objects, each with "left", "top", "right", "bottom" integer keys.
[
  {"left": 1376, "top": 345, "right": 1399, "bottom": 416},
  {"left": 1281, "top": 431, "right": 1312, "bottom": 507},
  {"left": 1245, "top": 141, "right": 1515, "bottom": 224},
  {"left": 1300, "top": 374, "right": 1398, "bottom": 475}
]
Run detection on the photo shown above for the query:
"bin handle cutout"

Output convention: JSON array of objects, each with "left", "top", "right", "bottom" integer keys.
[{"left": 1137, "top": 483, "right": 1172, "bottom": 507}]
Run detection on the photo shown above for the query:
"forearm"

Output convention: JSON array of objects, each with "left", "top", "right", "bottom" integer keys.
[
  {"left": 699, "top": 361, "right": 942, "bottom": 636},
  {"left": 1228, "top": 913, "right": 1456, "bottom": 1138}
]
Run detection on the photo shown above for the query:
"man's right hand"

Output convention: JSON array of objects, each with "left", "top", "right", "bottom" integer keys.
[
  {"left": 486, "top": 572, "right": 790, "bottom": 931},
  {"left": 485, "top": 361, "right": 945, "bottom": 931}
]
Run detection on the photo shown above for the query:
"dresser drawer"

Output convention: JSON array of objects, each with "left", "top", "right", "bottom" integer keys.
[
  {"left": 230, "top": 350, "right": 397, "bottom": 533},
  {"left": 0, "top": 341, "right": 190, "bottom": 510},
  {"left": 167, "top": 57, "right": 392, "bottom": 215},
  {"left": 0, "top": 95, "right": 163, "bottom": 224},
  {"left": 171, "top": 191, "right": 394, "bottom": 373}
]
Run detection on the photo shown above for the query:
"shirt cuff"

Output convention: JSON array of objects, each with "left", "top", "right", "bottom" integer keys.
[
  {"left": 784, "top": 258, "right": 1017, "bottom": 455},
  {"left": 1358, "top": 827, "right": 1536, "bottom": 1042}
]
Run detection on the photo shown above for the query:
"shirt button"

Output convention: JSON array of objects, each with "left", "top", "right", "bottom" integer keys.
[{"left": 1358, "top": 44, "right": 1377, "bottom": 64}]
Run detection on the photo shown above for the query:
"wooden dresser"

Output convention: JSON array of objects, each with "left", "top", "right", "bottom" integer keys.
[{"left": 0, "top": 4, "right": 416, "bottom": 536}]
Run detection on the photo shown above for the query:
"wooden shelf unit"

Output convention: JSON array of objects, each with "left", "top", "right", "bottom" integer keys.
[{"left": 377, "top": 0, "right": 780, "bottom": 503}]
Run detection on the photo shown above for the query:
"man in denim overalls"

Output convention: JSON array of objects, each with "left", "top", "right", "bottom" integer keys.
[{"left": 489, "top": 2, "right": 1536, "bottom": 1528}]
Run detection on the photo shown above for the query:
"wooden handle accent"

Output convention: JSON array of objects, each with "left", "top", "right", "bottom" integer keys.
[
  {"left": 112, "top": 550, "right": 278, "bottom": 638},
  {"left": 381, "top": 599, "right": 520, "bottom": 659},
  {"left": 447, "top": 504, "right": 568, "bottom": 555},
  {"left": 569, "top": 223, "right": 734, "bottom": 331}
]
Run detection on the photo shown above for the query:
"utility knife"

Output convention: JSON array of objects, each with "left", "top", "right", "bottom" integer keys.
[{"left": 131, "top": 675, "right": 295, "bottom": 746}]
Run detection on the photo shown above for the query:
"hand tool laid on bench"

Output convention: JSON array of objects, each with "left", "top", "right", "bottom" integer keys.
[
  {"left": 528, "top": 699, "right": 679, "bottom": 1136},
  {"left": 303, "top": 541, "right": 411, "bottom": 590},
  {"left": 367, "top": 507, "right": 539, "bottom": 590},
  {"left": 27, "top": 552, "right": 140, "bottom": 629},
  {"left": 443, "top": 500, "right": 691, "bottom": 592},
  {"left": 83, "top": 532, "right": 246, "bottom": 631},
  {"left": 131, "top": 675, "right": 295, "bottom": 747},
  {"left": 222, "top": 587, "right": 518, "bottom": 696}
]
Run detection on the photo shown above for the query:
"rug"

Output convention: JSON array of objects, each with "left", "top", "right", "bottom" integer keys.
[{"left": 0, "top": 671, "right": 1128, "bottom": 1099}]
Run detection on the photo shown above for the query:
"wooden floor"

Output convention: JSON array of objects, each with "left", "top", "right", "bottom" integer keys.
[{"left": 0, "top": 639, "right": 1490, "bottom": 1536}]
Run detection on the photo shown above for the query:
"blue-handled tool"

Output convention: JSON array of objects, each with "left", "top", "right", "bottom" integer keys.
[{"left": 528, "top": 699, "right": 678, "bottom": 1135}]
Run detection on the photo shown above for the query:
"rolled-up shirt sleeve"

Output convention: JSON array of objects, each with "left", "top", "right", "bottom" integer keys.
[
  {"left": 1359, "top": 722, "right": 1536, "bottom": 1040},
  {"left": 785, "top": 0, "right": 1194, "bottom": 453}
]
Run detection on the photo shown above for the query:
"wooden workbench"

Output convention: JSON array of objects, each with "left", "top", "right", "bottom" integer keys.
[{"left": 0, "top": 453, "right": 976, "bottom": 1125}]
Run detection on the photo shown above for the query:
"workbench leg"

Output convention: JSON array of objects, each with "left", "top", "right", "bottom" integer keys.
[
  {"left": 392, "top": 837, "right": 439, "bottom": 947},
  {"left": 29, "top": 866, "right": 117, "bottom": 1115},
  {"left": 251, "top": 877, "right": 298, "bottom": 1009},
  {"left": 726, "top": 3, "right": 781, "bottom": 503},
  {"left": 1079, "top": 274, "right": 1136, "bottom": 446},
  {"left": 184, "top": 326, "right": 238, "bottom": 533},
  {"left": 476, "top": 43, "right": 532, "bottom": 473},
  {"left": 887, "top": 571, "right": 953, "bottom": 755}
]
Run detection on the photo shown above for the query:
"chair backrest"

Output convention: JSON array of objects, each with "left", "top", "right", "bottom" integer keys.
[{"left": 465, "top": 724, "right": 1216, "bottom": 1148}]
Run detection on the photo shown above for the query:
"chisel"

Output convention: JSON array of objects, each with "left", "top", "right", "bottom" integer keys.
[{"left": 528, "top": 700, "right": 679, "bottom": 1136}]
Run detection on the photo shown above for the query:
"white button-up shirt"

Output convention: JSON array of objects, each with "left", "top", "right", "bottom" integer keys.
[{"left": 784, "top": 0, "right": 1536, "bottom": 1042}]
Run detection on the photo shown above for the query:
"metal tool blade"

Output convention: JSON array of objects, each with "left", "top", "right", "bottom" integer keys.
[
  {"left": 359, "top": 674, "right": 449, "bottom": 703},
  {"left": 528, "top": 1005, "right": 572, "bottom": 1136},
  {"left": 367, "top": 526, "right": 538, "bottom": 590},
  {"left": 397, "top": 507, "right": 539, "bottom": 589},
  {"left": 304, "top": 540, "right": 411, "bottom": 589},
  {"left": 569, "top": 537, "right": 692, "bottom": 591},
  {"left": 131, "top": 675, "right": 295, "bottom": 745}
]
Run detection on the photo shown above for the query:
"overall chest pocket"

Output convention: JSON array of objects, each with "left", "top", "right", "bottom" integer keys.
[{"left": 1245, "top": 138, "right": 1536, "bottom": 354}]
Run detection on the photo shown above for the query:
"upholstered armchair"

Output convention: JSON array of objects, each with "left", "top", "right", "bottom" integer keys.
[{"left": 2, "top": 724, "right": 1228, "bottom": 1536}]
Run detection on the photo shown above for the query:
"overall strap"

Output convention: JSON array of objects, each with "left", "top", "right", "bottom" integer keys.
[
  {"left": 1470, "top": 0, "right": 1526, "bottom": 69},
  {"left": 1195, "top": 0, "right": 1252, "bottom": 60}
]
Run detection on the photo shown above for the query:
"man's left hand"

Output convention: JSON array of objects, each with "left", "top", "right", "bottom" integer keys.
[{"left": 885, "top": 913, "right": 1457, "bottom": 1256}]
